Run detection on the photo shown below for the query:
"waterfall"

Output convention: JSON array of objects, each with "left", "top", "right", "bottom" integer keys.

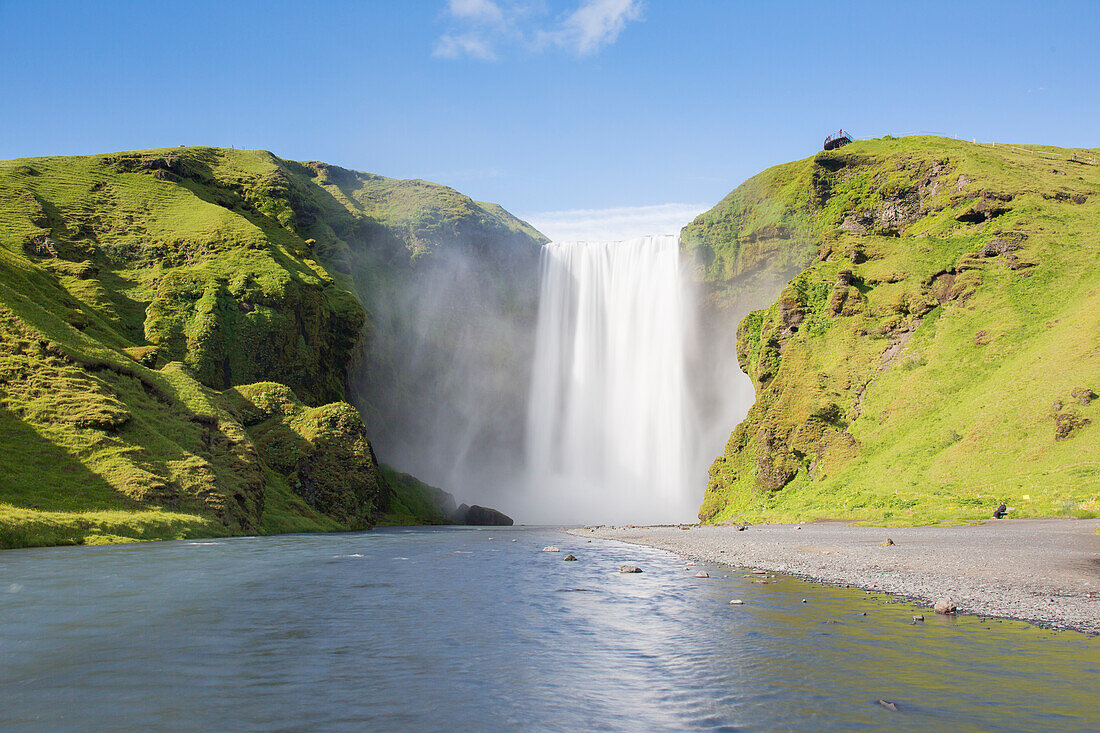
[{"left": 525, "top": 235, "right": 698, "bottom": 524}]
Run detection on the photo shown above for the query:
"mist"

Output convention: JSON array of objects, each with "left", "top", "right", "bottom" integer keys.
[
  {"left": 347, "top": 236, "right": 540, "bottom": 518},
  {"left": 343, "top": 217, "right": 755, "bottom": 526}
]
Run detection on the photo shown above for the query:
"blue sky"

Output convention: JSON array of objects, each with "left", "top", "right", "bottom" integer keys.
[{"left": 2, "top": 0, "right": 1097, "bottom": 239}]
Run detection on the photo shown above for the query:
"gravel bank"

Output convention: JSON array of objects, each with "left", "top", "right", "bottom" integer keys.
[{"left": 567, "top": 519, "right": 1100, "bottom": 634}]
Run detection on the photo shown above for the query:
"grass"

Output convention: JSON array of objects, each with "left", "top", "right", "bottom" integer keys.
[
  {"left": 377, "top": 464, "right": 454, "bottom": 526},
  {"left": 0, "top": 504, "right": 217, "bottom": 549},
  {"left": 0, "top": 146, "right": 542, "bottom": 547},
  {"left": 692, "top": 136, "right": 1100, "bottom": 525}
]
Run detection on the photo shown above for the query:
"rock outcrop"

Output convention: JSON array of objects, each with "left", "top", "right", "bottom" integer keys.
[{"left": 455, "top": 505, "right": 514, "bottom": 526}]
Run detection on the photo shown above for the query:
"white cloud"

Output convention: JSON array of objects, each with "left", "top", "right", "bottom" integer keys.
[
  {"left": 434, "top": 0, "right": 643, "bottom": 61},
  {"left": 521, "top": 203, "right": 710, "bottom": 243},
  {"left": 540, "top": 0, "right": 643, "bottom": 55},
  {"left": 433, "top": 32, "right": 497, "bottom": 60},
  {"left": 447, "top": 0, "right": 505, "bottom": 24}
]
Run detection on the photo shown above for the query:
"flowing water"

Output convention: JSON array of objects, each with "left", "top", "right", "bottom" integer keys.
[
  {"left": 1, "top": 528, "right": 1095, "bottom": 731},
  {"left": 526, "top": 236, "right": 697, "bottom": 524}
]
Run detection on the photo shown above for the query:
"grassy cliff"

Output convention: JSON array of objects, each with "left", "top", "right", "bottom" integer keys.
[
  {"left": 689, "top": 136, "right": 1100, "bottom": 525},
  {"left": 0, "top": 146, "right": 542, "bottom": 547}
]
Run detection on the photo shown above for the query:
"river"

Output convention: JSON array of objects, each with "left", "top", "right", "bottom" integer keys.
[{"left": 1, "top": 527, "right": 1095, "bottom": 731}]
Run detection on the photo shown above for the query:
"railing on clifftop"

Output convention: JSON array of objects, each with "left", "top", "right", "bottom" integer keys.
[{"left": 824, "top": 129, "right": 853, "bottom": 151}]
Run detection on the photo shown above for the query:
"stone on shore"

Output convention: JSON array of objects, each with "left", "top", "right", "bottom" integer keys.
[{"left": 934, "top": 599, "right": 957, "bottom": 614}]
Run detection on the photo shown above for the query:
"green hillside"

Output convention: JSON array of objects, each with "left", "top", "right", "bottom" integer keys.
[
  {"left": 0, "top": 146, "right": 543, "bottom": 547},
  {"left": 688, "top": 136, "right": 1100, "bottom": 525}
]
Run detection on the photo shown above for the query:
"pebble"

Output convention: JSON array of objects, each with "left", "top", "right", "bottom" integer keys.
[{"left": 881, "top": 538, "right": 895, "bottom": 546}]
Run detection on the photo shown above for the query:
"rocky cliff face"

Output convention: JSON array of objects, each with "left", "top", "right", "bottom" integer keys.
[
  {"left": 688, "top": 136, "right": 1099, "bottom": 525},
  {"left": 0, "top": 147, "right": 543, "bottom": 547}
]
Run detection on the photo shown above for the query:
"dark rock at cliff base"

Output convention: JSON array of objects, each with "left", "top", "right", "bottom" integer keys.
[{"left": 454, "top": 504, "right": 513, "bottom": 526}]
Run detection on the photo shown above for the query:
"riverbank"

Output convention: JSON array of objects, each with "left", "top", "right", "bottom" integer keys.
[{"left": 567, "top": 519, "right": 1100, "bottom": 634}]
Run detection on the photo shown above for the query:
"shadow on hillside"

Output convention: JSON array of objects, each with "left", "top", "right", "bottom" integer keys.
[{"left": 0, "top": 404, "right": 123, "bottom": 511}]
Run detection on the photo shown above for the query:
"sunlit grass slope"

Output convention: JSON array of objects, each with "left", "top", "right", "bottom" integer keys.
[
  {"left": 687, "top": 136, "right": 1100, "bottom": 525},
  {"left": 0, "top": 147, "right": 541, "bottom": 547}
]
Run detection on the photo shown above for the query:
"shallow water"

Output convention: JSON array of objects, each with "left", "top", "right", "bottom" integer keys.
[{"left": 1, "top": 527, "right": 1096, "bottom": 731}]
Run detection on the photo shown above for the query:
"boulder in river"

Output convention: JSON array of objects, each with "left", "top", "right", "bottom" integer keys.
[
  {"left": 729, "top": 599, "right": 744, "bottom": 605},
  {"left": 934, "top": 599, "right": 957, "bottom": 614},
  {"left": 694, "top": 571, "right": 709, "bottom": 578},
  {"left": 542, "top": 546, "right": 560, "bottom": 552},
  {"left": 456, "top": 504, "right": 514, "bottom": 526},
  {"left": 619, "top": 564, "right": 642, "bottom": 573},
  {"left": 877, "top": 700, "right": 898, "bottom": 712},
  {"left": 563, "top": 554, "right": 577, "bottom": 561},
  {"left": 913, "top": 614, "right": 925, "bottom": 622}
]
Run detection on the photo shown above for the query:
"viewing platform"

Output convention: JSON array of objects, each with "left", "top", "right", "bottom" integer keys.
[{"left": 823, "top": 129, "right": 853, "bottom": 151}]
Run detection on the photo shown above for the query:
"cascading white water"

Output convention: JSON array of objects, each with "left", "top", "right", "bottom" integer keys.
[{"left": 525, "top": 235, "right": 697, "bottom": 524}]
